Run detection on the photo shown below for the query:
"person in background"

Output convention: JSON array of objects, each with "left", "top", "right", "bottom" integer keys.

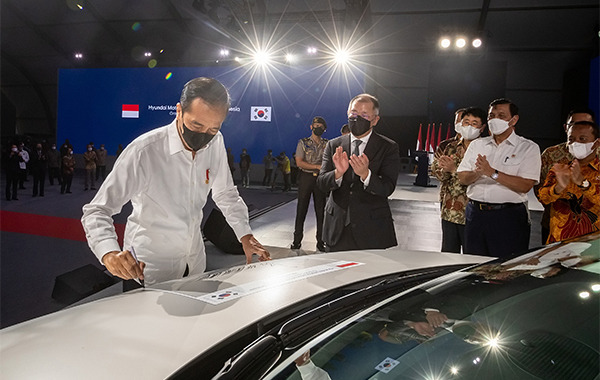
[
  {"left": 96, "top": 144, "right": 107, "bottom": 181},
  {"left": 537, "top": 120, "right": 599, "bottom": 243},
  {"left": 534, "top": 107, "right": 596, "bottom": 244},
  {"left": 277, "top": 151, "right": 292, "bottom": 192},
  {"left": 292, "top": 116, "right": 328, "bottom": 251},
  {"left": 262, "top": 149, "right": 275, "bottom": 186},
  {"left": 61, "top": 148, "right": 75, "bottom": 194},
  {"left": 30, "top": 143, "right": 47, "bottom": 197},
  {"left": 81, "top": 77, "right": 270, "bottom": 286},
  {"left": 239, "top": 148, "right": 251, "bottom": 188},
  {"left": 290, "top": 152, "right": 299, "bottom": 187},
  {"left": 47, "top": 143, "right": 62, "bottom": 185},
  {"left": 431, "top": 107, "right": 486, "bottom": 253},
  {"left": 317, "top": 93, "right": 400, "bottom": 251},
  {"left": 457, "top": 98, "right": 541, "bottom": 258},
  {"left": 340, "top": 123, "right": 350, "bottom": 136},
  {"left": 83, "top": 144, "right": 97, "bottom": 190},
  {"left": 116, "top": 144, "right": 124, "bottom": 158},
  {"left": 227, "top": 147, "right": 236, "bottom": 180},
  {"left": 17, "top": 143, "right": 29, "bottom": 189},
  {"left": 5, "top": 144, "right": 21, "bottom": 200}
]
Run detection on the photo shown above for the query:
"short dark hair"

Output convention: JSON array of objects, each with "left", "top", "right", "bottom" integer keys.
[
  {"left": 312, "top": 116, "right": 327, "bottom": 129},
  {"left": 349, "top": 93, "right": 380, "bottom": 115},
  {"left": 461, "top": 107, "right": 487, "bottom": 124},
  {"left": 455, "top": 107, "right": 467, "bottom": 116},
  {"left": 571, "top": 120, "right": 599, "bottom": 139},
  {"left": 180, "top": 77, "right": 230, "bottom": 113},
  {"left": 489, "top": 98, "right": 519, "bottom": 117},
  {"left": 340, "top": 123, "right": 350, "bottom": 134},
  {"left": 567, "top": 107, "right": 595, "bottom": 122}
]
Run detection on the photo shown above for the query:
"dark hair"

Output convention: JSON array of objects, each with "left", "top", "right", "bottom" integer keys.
[
  {"left": 571, "top": 120, "right": 599, "bottom": 139},
  {"left": 489, "top": 98, "right": 519, "bottom": 117},
  {"left": 455, "top": 107, "right": 467, "bottom": 116},
  {"left": 312, "top": 116, "right": 327, "bottom": 129},
  {"left": 461, "top": 107, "right": 487, "bottom": 124},
  {"left": 349, "top": 93, "right": 380, "bottom": 115},
  {"left": 340, "top": 123, "right": 350, "bottom": 134},
  {"left": 567, "top": 107, "right": 595, "bottom": 122},
  {"left": 180, "top": 77, "right": 230, "bottom": 112}
]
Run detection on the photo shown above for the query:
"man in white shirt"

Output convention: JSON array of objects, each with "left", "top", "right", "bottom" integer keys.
[
  {"left": 82, "top": 77, "right": 270, "bottom": 285},
  {"left": 457, "top": 98, "right": 541, "bottom": 257}
]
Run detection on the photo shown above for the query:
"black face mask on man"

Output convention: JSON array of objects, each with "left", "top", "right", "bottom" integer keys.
[
  {"left": 348, "top": 115, "right": 372, "bottom": 136},
  {"left": 312, "top": 126, "right": 325, "bottom": 136},
  {"left": 181, "top": 120, "right": 215, "bottom": 151}
]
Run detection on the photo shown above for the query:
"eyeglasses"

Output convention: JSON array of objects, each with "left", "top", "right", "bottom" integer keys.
[
  {"left": 348, "top": 113, "right": 374, "bottom": 121},
  {"left": 462, "top": 121, "right": 482, "bottom": 128}
]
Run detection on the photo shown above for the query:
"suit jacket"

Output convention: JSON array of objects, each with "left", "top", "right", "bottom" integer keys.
[{"left": 317, "top": 131, "right": 400, "bottom": 249}]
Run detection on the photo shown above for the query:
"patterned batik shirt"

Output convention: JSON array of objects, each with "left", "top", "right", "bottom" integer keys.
[
  {"left": 431, "top": 136, "right": 469, "bottom": 225},
  {"left": 537, "top": 157, "right": 600, "bottom": 243},
  {"left": 296, "top": 136, "right": 328, "bottom": 174}
]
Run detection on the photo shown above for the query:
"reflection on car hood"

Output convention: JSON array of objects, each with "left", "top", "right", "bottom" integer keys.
[{"left": 0, "top": 249, "right": 490, "bottom": 379}]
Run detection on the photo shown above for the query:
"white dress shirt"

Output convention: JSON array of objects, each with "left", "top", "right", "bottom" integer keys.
[
  {"left": 335, "top": 130, "right": 373, "bottom": 187},
  {"left": 82, "top": 119, "right": 252, "bottom": 284},
  {"left": 457, "top": 131, "right": 541, "bottom": 204}
]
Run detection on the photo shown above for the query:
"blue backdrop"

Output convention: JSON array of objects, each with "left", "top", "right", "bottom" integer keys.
[{"left": 57, "top": 64, "right": 364, "bottom": 161}]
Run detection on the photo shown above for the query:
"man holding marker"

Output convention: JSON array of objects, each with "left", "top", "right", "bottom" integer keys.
[{"left": 82, "top": 77, "right": 270, "bottom": 287}]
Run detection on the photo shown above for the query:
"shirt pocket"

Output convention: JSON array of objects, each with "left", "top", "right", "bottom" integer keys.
[{"left": 498, "top": 153, "right": 525, "bottom": 176}]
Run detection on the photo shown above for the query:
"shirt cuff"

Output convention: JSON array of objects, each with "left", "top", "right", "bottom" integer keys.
[
  {"left": 94, "top": 239, "right": 122, "bottom": 264},
  {"left": 361, "top": 170, "right": 372, "bottom": 187}
]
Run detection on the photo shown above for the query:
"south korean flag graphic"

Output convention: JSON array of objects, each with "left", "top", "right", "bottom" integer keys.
[{"left": 251, "top": 106, "right": 271, "bottom": 122}]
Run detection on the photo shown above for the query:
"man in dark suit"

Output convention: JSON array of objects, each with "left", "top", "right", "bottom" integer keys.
[{"left": 317, "top": 93, "right": 400, "bottom": 251}]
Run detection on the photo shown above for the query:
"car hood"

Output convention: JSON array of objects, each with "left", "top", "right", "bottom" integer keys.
[{"left": 0, "top": 249, "right": 491, "bottom": 379}]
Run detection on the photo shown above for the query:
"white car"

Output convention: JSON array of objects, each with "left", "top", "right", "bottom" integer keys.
[{"left": 2, "top": 233, "right": 599, "bottom": 379}]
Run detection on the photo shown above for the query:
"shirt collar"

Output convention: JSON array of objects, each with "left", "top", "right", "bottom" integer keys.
[
  {"left": 351, "top": 129, "right": 373, "bottom": 146},
  {"left": 486, "top": 130, "right": 517, "bottom": 146},
  {"left": 168, "top": 119, "right": 185, "bottom": 155}
]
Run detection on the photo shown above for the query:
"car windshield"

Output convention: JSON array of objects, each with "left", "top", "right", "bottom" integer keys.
[{"left": 271, "top": 236, "right": 600, "bottom": 380}]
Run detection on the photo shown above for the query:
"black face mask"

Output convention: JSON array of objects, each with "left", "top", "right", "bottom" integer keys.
[
  {"left": 348, "top": 115, "right": 372, "bottom": 136},
  {"left": 181, "top": 121, "right": 215, "bottom": 151},
  {"left": 312, "top": 127, "right": 325, "bottom": 136}
]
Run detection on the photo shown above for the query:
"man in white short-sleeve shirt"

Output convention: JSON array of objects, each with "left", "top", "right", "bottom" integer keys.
[{"left": 457, "top": 98, "right": 541, "bottom": 257}]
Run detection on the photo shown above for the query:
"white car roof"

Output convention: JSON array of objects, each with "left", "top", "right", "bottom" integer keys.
[{"left": 0, "top": 249, "right": 491, "bottom": 379}]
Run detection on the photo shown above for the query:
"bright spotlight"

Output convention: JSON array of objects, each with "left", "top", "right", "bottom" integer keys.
[
  {"left": 307, "top": 47, "right": 318, "bottom": 54},
  {"left": 334, "top": 49, "right": 350, "bottom": 64},
  {"left": 472, "top": 38, "right": 482, "bottom": 48},
  {"left": 144, "top": 52, "right": 152, "bottom": 57},
  {"left": 253, "top": 50, "right": 271, "bottom": 65},
  {"left": 219, "top": 49, "right": 230, "bottom": 57},
  {"left": 579, "top": 291, "right": 591, "bottom": 299},
  {"left": 591, "top": 284, "right": 600, "bottom": 292},
  {"left": 440, "top": 38, "right": 451, "bottom": 49},
  {"left": 234, "top": 56, "right": 240, "bottom": 62},
  {"left": 450, "top": 366, "right": 459, "bottom": 375},
  {"left": 456, "top": 38, "right": 466, "bottom": 48},
  {"left": 74, "top": 53, "right": 83, "bottom": 59},
  {"left": 285, "top": 53, "right": 295, "bottom": 63}
]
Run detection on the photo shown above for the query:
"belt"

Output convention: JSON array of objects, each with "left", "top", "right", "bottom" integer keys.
[
  {"left": 300, "top": 170, "right": 319, "bottom": 177},
  {"left": 469, "top": 200, "right": 524, "bottom": 211}
]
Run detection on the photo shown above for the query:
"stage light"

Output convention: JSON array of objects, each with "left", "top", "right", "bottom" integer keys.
[
  {"left": 219, "top": 49, "right": 230, "bottom": 57},
  {"left": 333, "top": 49, "right": 350, "bottom": 65},
  {"left": 74, "top": 53, "right": 83, "bottom": 59},
  {"left": 456, "top": 38, "right": 466, "bottom": 48},
  {"left": 234, "top": 56, "right": 240, "bottom": 62},
  {"left": 253, "top": 50, "right": 271, "bottom": 65},
  {"left": 440, "top": 38, "right": 451, "bottom": 49},
  {"left": 285, "top": 53, "right": 295, "bottom": 63},
  {"left": 472, "top": 38, "right": 482, "bottom": 48},
  {"left": 144, "top": 52, "right": 152, "bottom": 57},
  {"left": 307, "top": 46, "right": 318, "bottom": 54}
]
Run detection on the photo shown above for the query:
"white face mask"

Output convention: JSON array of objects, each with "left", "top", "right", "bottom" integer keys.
[
  {"left": 454, "top": 122, "right": 463, "bottom": 134},
  {"left": 487, "top": 118, "right": 511, "bottom": 135},
  {"left": 11, "top": 147, "right": 18, "bottom": 153},
  {"left": 568, "top": 141, "right": 596, "bottom": 160},
  {"left": 88, "top": 147, "right": 92, "bottom": 152},
  {"left": 460, "top": 125, "right": 483, "bottom": 140}
]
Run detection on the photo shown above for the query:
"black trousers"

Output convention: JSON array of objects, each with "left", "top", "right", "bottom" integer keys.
[
  {"left": 441, "top": 219, "right": 465, "bottom": 253},
  {"left": 32, "top": 169, "right": 46, "bottom": 196},
  {"left": 262, "top": 169, "right": 273, "bottom": 186},
  {"left": 61, "top": 173, "right": 73, "bottom": 193},
  {"left": 464, "top": 201, "right": 530, "bottom": 258},
  {"left": 326, "top": 225, "right": 359, "bottom": 252},
  {"left": 293, "top": 171, "right": 326, "bottom": 245},
  {"left": 6, "top": 171, "right": 19, "bottom": 200}
]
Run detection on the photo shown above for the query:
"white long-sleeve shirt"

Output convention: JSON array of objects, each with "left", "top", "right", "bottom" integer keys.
[{"left": 82, "top": 119, "right": 252, "bottom": 284}]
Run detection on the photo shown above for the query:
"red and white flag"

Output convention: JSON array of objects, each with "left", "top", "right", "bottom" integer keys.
[
  {"left": 424, "top": 123, "right": 431, "bottom": 152},
  {"left": 428, "top": 124, "right": 436, "bottom": 152},
  {"left": 250, "top": 106, "right": 271, "bottom": 122},
  {"left": 436, "top": 122, "right": 442, "bottom": 148},
  {"left": 446, "top": 123, "right": 452, "bottom": 140},
  {"left": 416, "top": 123, "right": 423, "bottom": 151},
  {"left": 122, "top": 104, "right": 139, "bottom": 118}
]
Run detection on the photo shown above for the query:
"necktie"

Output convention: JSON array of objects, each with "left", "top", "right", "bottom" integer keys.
[{"left": 353, "top": 140, "right": 362, "bottom": 156}]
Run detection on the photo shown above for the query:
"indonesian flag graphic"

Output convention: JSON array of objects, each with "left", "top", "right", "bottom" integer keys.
[
  {"left": 250, "top": 106, "right": 271, "bottom": 122},
  {"left": 122, "top": 104, "right": 139, "bottom": 118}
]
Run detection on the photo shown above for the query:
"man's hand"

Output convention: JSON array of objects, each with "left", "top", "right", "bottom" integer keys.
[
  {"left": 570, "top": 159, "right": 585, "bottom": 186},
  {"left": 425, "top": 310, "right": 448, "bottom": 328},
  {"left": 349, "top": 153, "right": 370, "bottom": 180},
  {"left": 475, "top": 154, "right": 493, "bottom": 177},
  {"left": 332, "top": 146, "right": 349, "bottom": 179},
  {"left": 438, "top": 155, "right": 456, "bottom": 173},
  {"left": 553, "top": 163, "right": 571, "bottom": 194},
  {"left": 241, "top": 234, "right": 271, "bottom": 264},
  {"left": 406, "top": 321, "right": 435, "bottom": 337},
  {"left": 102, "top": 250, "right": 145, "bottom": 281}
]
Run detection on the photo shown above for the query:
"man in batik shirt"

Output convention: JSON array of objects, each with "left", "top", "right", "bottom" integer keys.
[
  {"left": 537, "top": 120, "right": 599, "bottom": 243},
  {"left": 431, "top": 107, "right": 486, "bottom": 253},
  {"left": 534, "top": 107, "right": 595, "bottom": 244}
]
